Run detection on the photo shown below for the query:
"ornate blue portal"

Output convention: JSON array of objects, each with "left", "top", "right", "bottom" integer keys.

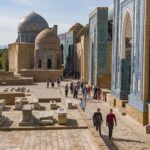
[
  {"left": 89, "top": 8, "right": 108, "bottom": 85},
  {"left": 112, "top": 0, "right": 147, "bottom": 112},
  {"left": 59, "top": 31, "right": 75, "bottom": 73}
]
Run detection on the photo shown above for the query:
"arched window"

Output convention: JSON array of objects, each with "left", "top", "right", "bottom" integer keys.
[
  {"left": 38, "top": 59, "right": 42, "bottom": 68},
  {"left": 57, "top": 59, "right": 60, "bottom": 68},
  {"left": 47, "top": 59, "right": 52, "bottom": 69},
  {"left": 60, "top": 44, "right": 64, "bottom": 63}
]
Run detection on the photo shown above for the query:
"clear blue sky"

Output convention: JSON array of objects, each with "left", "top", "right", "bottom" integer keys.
[{"left": 0, "top": 0, "right": 112, "bottom": 45}]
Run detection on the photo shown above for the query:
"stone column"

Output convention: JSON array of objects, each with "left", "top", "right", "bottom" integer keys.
[{"left": 143, "top": 0, "right": 150, "bottom": 101}]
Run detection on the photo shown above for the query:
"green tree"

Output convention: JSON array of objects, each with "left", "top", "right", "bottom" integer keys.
[{"left": 0, "top": 51, "right": 7, "bottom": 71}]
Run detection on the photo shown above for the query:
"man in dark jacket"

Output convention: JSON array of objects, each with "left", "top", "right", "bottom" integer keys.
[{"left": 93, "top": 108, "right": 103, "bottom": 136}]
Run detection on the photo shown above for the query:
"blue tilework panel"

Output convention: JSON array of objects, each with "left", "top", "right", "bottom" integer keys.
[
  {"left": 97, "top": 10, "right": 108, "bottom": 69},
  {"left": 111, "top": 0, "right": 147, "bottom": 112}
]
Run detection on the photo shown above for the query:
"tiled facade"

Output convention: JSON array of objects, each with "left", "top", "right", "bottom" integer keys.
[
  {"left": 59, "top": 24, "right": 83, "bottom": 76},
  {"left": 59, "top": 31, "right": 75, "bottom": 73},
  {"left": 89, "top": 7, "right": 112, "bottom": 88},
  {"left": 111, "top": 0, "right": 150, "bottom": 125}
]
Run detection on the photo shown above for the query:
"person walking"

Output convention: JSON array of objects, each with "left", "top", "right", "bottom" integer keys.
[
  {"left": 46, "top": 78, "right": 50, "bottom": 88},
  {"left": 51, "top": 80, "right": 55, "bottom": 88},
  {"left": 73, "top": 85, "right": 78, "bottom": 98},
  {"left": 81, "top": 82, "right": 84, "bottom": 90},
  {"left": 106, "top": 109, "right": 117, "bottom": 140},
  {"left": 57, "top": 78, "right": 60, "bottom": 87},
  {"left": 93, "top": 108, "right": 103, "bottom": 136},
  {"left": 82, "top": 85, "right": 88, "bottom": 102},
  {"left": 93, "top": 86, "right": 98, "bottom": 99},
  {"left": 97, "top": 87, "right": 102, "bottom": 100},
  {"left": 65, "top": 84, "right": 69, "bottom": 97},
  {"left": 80, "top": 98, "right": 86, "bottom": 111},
  {"left": 70, "top": 82, "right": 73, "bottom": 94},
  {"left": 87, "top": 84, "right": 92, "bottom": 98}
]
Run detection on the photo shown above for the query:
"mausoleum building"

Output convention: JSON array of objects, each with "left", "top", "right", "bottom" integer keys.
[
  {"left": 88, "top": 7, "right": 113, "bottom": 89},
  {"left": 8, "top": 12, "right": 63, "bottom": 82},
  {"left": 111, "top": 0, "right": 150, "bottom": 125}
]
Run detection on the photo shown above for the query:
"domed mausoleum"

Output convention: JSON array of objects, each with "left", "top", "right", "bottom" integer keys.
[
  {"left": 34, "top": 28, "right": 61, "bottom": 69},
  {"left": 17, "top": 12, "right": 49, "bottom": 43},
  {"left": 8, "top": 12, "right": 63, "bottom": 82}
]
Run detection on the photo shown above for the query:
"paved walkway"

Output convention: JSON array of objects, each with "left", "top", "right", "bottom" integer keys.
[
  {"left": 85, "top": 100, "right": 150, "bottom": 150},
  {"left": 61, "top": 81, "right": 150, "bottom": 150},
  {"left": 1, "top": 81, "right": 150, "bottom": 150},
  {"left": 0, "top": 82, "right": 99, "bottom": 150},
  {"left": 0, "top": 129, "right": 98, "bottom": 150}
]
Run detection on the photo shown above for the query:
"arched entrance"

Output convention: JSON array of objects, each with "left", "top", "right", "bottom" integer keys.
[
  {"left": 47, "top": 59, "right": 52, "bottom": 69},
  {"left": 121, "top": 11, "right": 132, "bottom": 98},
  {"left": 38, "top": 59, "right": 42, "bottom": 68},
  {"left": 57, "top": 59, "right": 60, "bottom": 68},
  {"left": 91, "top": 42, "right": 94, "bottom": 84},
  {"left": 60, "top": 44, "right": 64, "bottom": 64}
]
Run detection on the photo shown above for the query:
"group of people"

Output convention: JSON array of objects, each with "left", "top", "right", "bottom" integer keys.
[
  {"left": 65, "top": 81, "right": 102, "bottom": 100},
  {"left": 93, "top": 86, "right": 102, "bottom": 100},
  {"left": 65, "top": 81, "right": 84, "bottom": 98},
  {"left": 93, "top": 108, "right": 117, "bottom": 140},
  {"left": 46, "top": 78, "right": 61, "bottom": 88},
  {"left": 64, "top": 80, "right": 117, "bottom": 140},
  {"left": 64, "top": 81, "right": 103, "bottom": 112}
]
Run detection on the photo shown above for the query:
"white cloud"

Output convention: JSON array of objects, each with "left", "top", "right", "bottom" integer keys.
[
  {"left": 0, "top": 14, "right": 18, "bottom": 45},
  {"left": 58, "top": 23, "right": 72, "bottom": 34},
  {"left": 19, "top": 0, "right": 42, "bottom": 5},
  {"left": 0, "top": 16, "right": 18, "bottom": 30},
  {"left": 49, "top": 23, "right": 72, "bottom": 34}
]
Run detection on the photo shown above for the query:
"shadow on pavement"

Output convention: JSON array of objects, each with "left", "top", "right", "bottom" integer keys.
[
  {"left": 101, "top": 135, "right": 145, "bottom": 150},
  {"left": 67, "top": 118, "right": 78, "bottom": 126},
  {"left": 112, "top": 137, "right": 145, "bottom": 143},
  {"left": 102, "top": 135, "right": 119, "bottom": 150}
]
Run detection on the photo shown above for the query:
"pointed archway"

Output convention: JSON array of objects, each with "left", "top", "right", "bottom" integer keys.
[
  {"left": 47, "top": 59, "right": 52, "bottom": 69},
  {"left": 121, "top": 11, "right": 132, "bottom": 99},
  {"left": 38, "top": 59, "right": 42, "bottom": 68}
]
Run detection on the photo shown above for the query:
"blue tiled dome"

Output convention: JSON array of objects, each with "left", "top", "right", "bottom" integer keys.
[{"left": 17, "top": 12, "right": 49, "bottom": 43}]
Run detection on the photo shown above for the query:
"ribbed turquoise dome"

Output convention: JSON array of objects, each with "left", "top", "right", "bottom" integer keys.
[{"left": 17, "top": 12, "right": 49, "bottom": 43}]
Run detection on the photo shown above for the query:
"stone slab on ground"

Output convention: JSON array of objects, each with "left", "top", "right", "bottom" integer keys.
[
  {"left": 0, "top": 116, "right": 8, "bottom": 126},
  {"left": 0, "top": 99, "right": 5, "bottom": 109},
  {"left": 0, "top": 83, "right": 61, "bottom": 100},
  {"left": 19, "top": 105, "right": 35, "bottom": 126},
  {"left": 1, "top": 103, "right": 87, "bottom": 129},
  {"left": 39, "top": 111, "right": 54, "bottom": 120},
  {"left": 58, "top": 108, "right": 67, "bottom": 125},
  {"left": 38, "top": 119, "right": 53, "bottom": 126}
]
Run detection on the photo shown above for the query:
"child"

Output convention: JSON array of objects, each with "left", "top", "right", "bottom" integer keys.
[{"left": 80, "top": 98, "right": 86, "bottom": 111}]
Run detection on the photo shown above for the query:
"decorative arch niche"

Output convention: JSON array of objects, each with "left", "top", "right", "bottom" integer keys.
[
  {"left": 121, "top": 10, "right": 132, "bottom": 59},
  {"left": 121, "top": 10, "right": 133, "bottom": 98}
]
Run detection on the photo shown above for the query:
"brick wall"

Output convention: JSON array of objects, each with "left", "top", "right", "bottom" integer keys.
[{"left": 20, "top": 69, "right": 63, "bottom": 82}]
